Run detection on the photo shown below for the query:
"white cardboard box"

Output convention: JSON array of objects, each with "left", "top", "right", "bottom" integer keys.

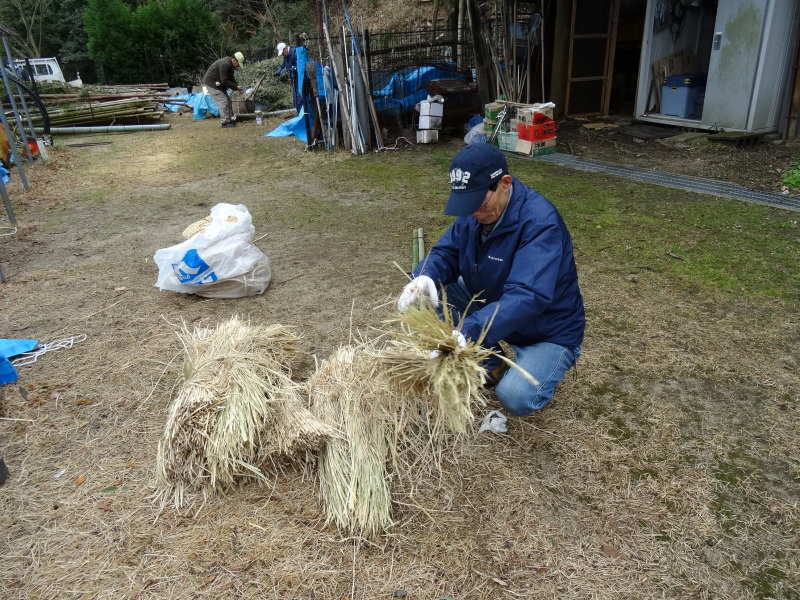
[
  {"left": 516, "top": 136, "right": 556, "bottom": 155},
  {"left": 419, "top": 115, "right": 442, "bottom": 130},
  {"left": 419, "top": 101, "right": 444, "bottom": 117},
  {"left": 416, "top": 129, "right": 439, "bottom": 144}
]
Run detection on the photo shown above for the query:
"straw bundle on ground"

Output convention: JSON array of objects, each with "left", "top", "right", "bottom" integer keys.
[
  {"left": 155, "top": 317, "right": 335, "bottom": 510},
  {"left": 309, "top": 345, "right": 393, "bottom": 538},
  {"left": 309, "top": 299, "right": 504, "bottom": 537}
]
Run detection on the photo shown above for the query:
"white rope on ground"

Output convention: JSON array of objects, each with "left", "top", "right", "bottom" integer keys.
[
  {"left": 0, "top": 226, "right": 18, "bottom": 236},
  {"left": 377, "top": 137, "right": 415, "bottom": 151},
  {"left": 11, "top": 334, "right": 88, "bottom": 366}
]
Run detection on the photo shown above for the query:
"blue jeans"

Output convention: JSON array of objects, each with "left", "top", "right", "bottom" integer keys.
[{"left": 444, "top": 278, "right": 581, "bottom": 416}]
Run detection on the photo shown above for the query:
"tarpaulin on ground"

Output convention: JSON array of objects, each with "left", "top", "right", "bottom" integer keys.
[
  {"left": 264, "top": 107, "right": 308, "bottom": 143},
  {"left": 372, "top": 64, "right": 465, "bottom": 115},
  {"left": 0, "top": 338, "right": 38, "bottom": 385},
  {"left": 163, "top": 93, "right": 220, "bottom": 119}
]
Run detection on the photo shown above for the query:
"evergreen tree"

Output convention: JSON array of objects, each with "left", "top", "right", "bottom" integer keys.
[
  {"left": 135, "top": 0, "right": 222, "bottom": 86},
  {"left": 83, "top": 0, "right": 142, "bottom": 82}
]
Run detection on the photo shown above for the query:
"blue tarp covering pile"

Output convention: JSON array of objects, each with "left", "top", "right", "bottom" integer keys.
[
  {"left": 164, "top": 93, "right": 220, "bottom": 119},
  {"left": 372, "top": 64, "right": 465, "bottom": 115},
  {"left": 265, "top": 63, "right": 464, "bottom": 141}
]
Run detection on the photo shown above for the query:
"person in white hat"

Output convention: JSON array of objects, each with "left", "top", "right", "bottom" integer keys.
[
  {"left": 275, "top": 41, "right": 302, "bottom": 111},
  {"left": 202, "top": 53, "right": 245, "bottom": 128}
]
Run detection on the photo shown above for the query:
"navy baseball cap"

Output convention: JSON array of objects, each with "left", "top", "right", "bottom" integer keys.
[{"left": 444, "top": 143, "right": 508, "bottom": 216}]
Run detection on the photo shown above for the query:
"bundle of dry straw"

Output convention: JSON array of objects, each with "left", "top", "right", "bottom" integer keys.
[
  {"left": 309, "top": 345, "right": 393, "bottom": 538},
  {"left": 155, "top": 316, "right": 335, "bottom": 510},
  {"left": 310, "top": 298, "right": 498, "bottom": 537},
  {"left": 371, "top": 293, "right": 495, "bottom": 435}
]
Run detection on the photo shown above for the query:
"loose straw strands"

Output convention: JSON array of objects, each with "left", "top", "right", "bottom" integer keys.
[{"left": 154, "top": 317, "right": 333, "bottom": 510}]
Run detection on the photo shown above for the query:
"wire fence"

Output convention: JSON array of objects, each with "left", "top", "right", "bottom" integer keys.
[{"left": 251, "top": 27, "right": 474, "bottom": 93}]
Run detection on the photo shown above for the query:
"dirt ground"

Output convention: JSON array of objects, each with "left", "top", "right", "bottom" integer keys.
[
  {"left": 1, "top": 112, "right": 798, "bottom": 599},
  {"left": 552, "top": 115, "right": 799, "bottom": 195}
]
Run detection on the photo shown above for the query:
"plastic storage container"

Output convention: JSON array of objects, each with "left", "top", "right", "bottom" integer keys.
[
  {"left": 518, "top": 122, "right": 555, "bottom": 142},
  {"left": 496, "top": 131, "right": 518, "bottom": 151},
  {"left": 661, "top": 74, "right": 707, "bottom": 118}
]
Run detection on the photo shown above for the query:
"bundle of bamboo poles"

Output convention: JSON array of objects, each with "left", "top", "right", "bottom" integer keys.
[{"left": 35, "top": 98, "right": 167, "bottom": 128}]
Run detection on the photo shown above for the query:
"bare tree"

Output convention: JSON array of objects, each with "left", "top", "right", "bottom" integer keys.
[
  {"left": 0, "top": 0, "right": 55, "bottom": 56},
  {"left": 243, "top": 0, "right": 280, "bottom": 39}
]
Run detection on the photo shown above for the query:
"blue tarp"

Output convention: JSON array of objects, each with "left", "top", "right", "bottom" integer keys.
[
  {"left": 164, "top": 93, "right": 220, "bottom": 119},
  {"left": 0, "top": 338, "right": 38, "bottom": 385},
  {"left": 264, "top": 107, "right": 308, "bottom": 142},
  {"left": 372, "top": 64, "right": 465, "bottom": 115},
  {"left": 296, "top": 47, "right": 308, "bottom": 98}
]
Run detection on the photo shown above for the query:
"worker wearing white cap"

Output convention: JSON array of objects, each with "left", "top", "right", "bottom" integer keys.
[
  {"left": 275, "top": 41, "right": 302, "bottom": 111},
  {"left": 202, "top": 53, "right": 245, "bottom": 128}
]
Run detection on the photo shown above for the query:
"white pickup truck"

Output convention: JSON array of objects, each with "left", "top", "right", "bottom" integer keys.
[{"left": 12, "top": 57, "right": 67, "bottom": 84}]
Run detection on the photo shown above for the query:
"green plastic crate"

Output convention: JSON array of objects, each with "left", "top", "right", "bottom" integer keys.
[{"left": 497, "top": 131, "right": 518, "bottom": 152}]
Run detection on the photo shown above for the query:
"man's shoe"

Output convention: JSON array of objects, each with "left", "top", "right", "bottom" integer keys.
[
  {"left": 485, "top": 363, "right": 509, "bottom": 388},
  {"left": 221, "top": 122, "right": 236, "bottom": 128}
]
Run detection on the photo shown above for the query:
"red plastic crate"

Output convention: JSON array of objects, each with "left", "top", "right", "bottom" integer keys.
[
  {"left": 518, "top": 123, "right": 535, "bottom": 142},
  {"left": 532, "top": 122, "right": 556, "bottom": 140}
]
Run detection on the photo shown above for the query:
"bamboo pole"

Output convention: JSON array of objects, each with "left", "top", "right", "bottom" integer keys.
[
  {"left": 324, "top": 22, "right": 355, "bottom": 152},
  {"left": 412, "top": 228, "right": 420, "bottom": 271},
  {"left": 429, "top": 0, "right": 440, "bottom": 58}
]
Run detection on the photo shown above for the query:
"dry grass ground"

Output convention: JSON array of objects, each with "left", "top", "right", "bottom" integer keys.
[{"left": 1, "top": 113, "right": 798, "bottom": 599}]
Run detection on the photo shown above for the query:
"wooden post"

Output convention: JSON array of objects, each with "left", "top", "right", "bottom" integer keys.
[{"left": 549, "top": 0, "right": 571, "bottom": 118}]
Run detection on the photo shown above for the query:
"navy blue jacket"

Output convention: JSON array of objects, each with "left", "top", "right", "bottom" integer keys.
[
  {"left": 276, "top": 47, "right": 297, "bottom": 75},
  {"left": 415, "top": 176, "right": 585, "bottom": 349}
]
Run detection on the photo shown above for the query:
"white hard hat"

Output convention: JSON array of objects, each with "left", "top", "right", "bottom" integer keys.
[{"left": 276, "top": 42, "right": 287, "bottom": 57}]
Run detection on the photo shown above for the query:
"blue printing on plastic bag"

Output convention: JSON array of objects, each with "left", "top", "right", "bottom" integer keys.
[{"left": 173, "top": 249, "right": 218, "bottom": 284}]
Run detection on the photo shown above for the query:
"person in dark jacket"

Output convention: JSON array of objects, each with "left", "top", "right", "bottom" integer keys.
[
  {"left": 202, "top": 52, "right": 244, "bottom": 128},
  {"left": 397, "top": 143, "right": 585, "bottom": 416},
  {"left": 275, "top": 42, "right": 302, "bottom": 112}
]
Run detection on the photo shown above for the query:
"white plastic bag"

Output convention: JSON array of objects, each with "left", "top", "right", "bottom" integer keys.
[
  {"left": 464, "top": 122, "right": 487, "bottom": 144},
  {"left": 153, "top": 203, "right": 271, "bottom": 298}
]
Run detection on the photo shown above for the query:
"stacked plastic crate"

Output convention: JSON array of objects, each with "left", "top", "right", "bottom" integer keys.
[{"left": 516, "top": 103, "right": 556, "bottom": 156}]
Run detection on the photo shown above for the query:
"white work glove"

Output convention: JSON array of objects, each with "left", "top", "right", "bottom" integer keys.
[
  {"left": 397, "top": 275, "right": 439, "bottom": 313},
  {"left": 429, "top": 330, "right": 467, "bottom": 359},
  {"left": 478, "top": 410, "right": 508, "bottom": 434}
]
